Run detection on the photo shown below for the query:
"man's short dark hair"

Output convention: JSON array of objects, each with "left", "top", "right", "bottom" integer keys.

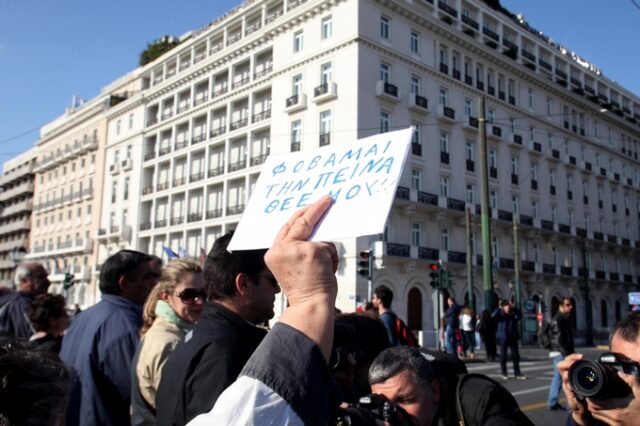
[
  {"left": 373, "top": 285, "right": 393, "bottom": 309},
  {"left": 28, "top": 294, "right": 67, "bottom": 332},
  {"left": 369, "top": 346, "right": 435, "bottom": 389},
  {"left": 99, "top": 250, "right": 155, "bottom": 294},
  {"left": 611, "top": 312, "right": 640, "bottom": 345},
  {"left": 203, "top": 231, "right": 268, "bottom": 300}
]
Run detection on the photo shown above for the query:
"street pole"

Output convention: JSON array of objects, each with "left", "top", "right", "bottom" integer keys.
[
  {"left": 478, "top": 97, "right": 495, "bottom": 312},
  {"left": 513, "top": 216, "right": 523, "bottom": 341},
  {"left": 581, "top": 241, "right": 594, "bottom": 346},
  {"left": 466, "top": 206, "right": 475, "bottom": 311}
]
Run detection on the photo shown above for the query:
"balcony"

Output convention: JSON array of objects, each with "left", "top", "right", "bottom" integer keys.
[
  {"left": 497, "top": 210, "right": 513, "bottom": 222},
  {"left": 418, "top": 247, "right": 440, "bottom": 260},
  {"left": 446, "top": 197, "right": 466, "bottom": 212},
  {"left": 489, "top": 166, "right": 497, "bottom": 179},
  {"left": 502, "top": 39, "right": 518, "bottom": 59},
  {"left": 549, "top": 149, "right": 561, "bottom": 162},
  {"left": 447, "top": 251, "right": 466, "bottom": 264},
  {"left": 375, "top": 81, "right": 400, "bottom": 102},
  {"left": 564, "top": 155, "right": 577, "bottom": 168},
  {"left": 210, "top": 126, "right": 226, "bottom": 139},
  {"left": 313, "top": 82, "right": 338, "bottom": 103},
  {"left": 437, "top": 1, "right": 458, "bottom": 23},
  {"left": 208, "top": 166, "right": 224, "bottom": 178},
  {"left": 543, "top": 264, "right": 557, "bottom": 275},
  {"left": 463, "top": 116, "right": 479, "bottom": 131},
  {"left": 284, "top": 94, "right": 307, "bottom": 113},
  {"left": 595, "top": 270, "right": 606, "bottom": 280},
  {"left": 252, "top": 109, "right": 272, "bottom": 123},
  {"left": 560, "top": 266, "right": 573, "bottom": 277},
  {"left": 411, "top": 143, "right": 422, "bottom": 156},
  {"left": 540, "top": 220, "right": 555, "bottom": 231},
  {"left": 172, "top": 177, "right": 186, "bottom": 187},
  {"left": 436, "top": 105, "right": 456, "bottom": 123},
  {"left": 386, "top": 243, "right": 410, "bottom": 257},
  {"left": 395, "top": 186, "right": 410, "bottom": 200},
  {"left": 482, "top": 26, "right": 499, "bottom": 48},
  {"left": 230, "top": 118, "right": 248, "bottom": 131},
  {"left": 499, "top": 258, "right": 514, "bottom": 269},
  {"left": 509, "top": 133, "right": 523, "bottom": 147},
  {"left": 529, "top": 141, "right": 543, "bottom": 155},
  {"left": 187, "top": 212, "right": 203, "bottom": 222},
  {"left": 521, "top": 260, "right": 535, "bottom": 272},
  {"left": 144, "top": 151, "right": 156, "bottom": 161},
  {"left": 189, "top": 172, "right": 204, "bottom": 183},
  {"left": 408, "top": 94, "right": 429, "bottom": 113},
  {"left": 156, "top": 181, "right": 169, "bottom": 191},
  {"left": 171, "top": 216, "right": 185, "bottom": 226},
  {"left": 228, "top": 160, "right": 247, "bottom": 172},
  {"left": 519, "top": 214, "right": 533, "bottom": 227},
  {"left": 206, "top": 209, "right": 223, "bottom": 219},
  {"left": 191, "top": 134, "right": 207, "bottom": 145},
  {"left": 417, "top": 191, "right": 438, "bottom": 206},
  {"left": 489, "top": 125, "right": 502, "bottom": 140},
  {"left": 319, "top": 133, "right": 331, "bottom": 146},
  {"left": 250, "top": 154, "right": 268, "bottom": 166},
  {"left": 440, "top": 151, "right": 450, "bottom": 164},
  {"left": 142, "top": 185, "right": 154, "bottom": 195},
  {"left": 521, "top": 50, "right": 536, "bottom": 70},
  {"left": 461, "top": 14, "right": 479, "bottom": 34},
  {"left": 226, "top": 204, "right": 245, "bottom": 216},
  {"left": 158, "top": 146, "right": 172, "bottom": 156}
]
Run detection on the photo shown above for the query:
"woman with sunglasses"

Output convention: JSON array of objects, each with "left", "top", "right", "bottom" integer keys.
[{"left": 131, "top": 258, "right": 205, "bottom": 426}]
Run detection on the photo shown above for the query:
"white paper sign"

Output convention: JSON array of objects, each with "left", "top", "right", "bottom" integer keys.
[{"left": 227, "top": 127, "right": 413, "bottom": 250}]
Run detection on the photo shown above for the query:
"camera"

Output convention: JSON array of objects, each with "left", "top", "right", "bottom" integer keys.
[
  {"left": 569, "top": 352, "right": 640, "bottom": 400},
  {"left": 333, "top": 394, "right": 412, "bottom": 426}
]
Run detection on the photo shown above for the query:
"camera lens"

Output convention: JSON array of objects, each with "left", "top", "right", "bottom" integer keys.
[
  {"left": 569, "top": 359, "right": 631, "bottom": 400},
  {"left": 575, "top": 366, "right": 599, "bottom": 390}
]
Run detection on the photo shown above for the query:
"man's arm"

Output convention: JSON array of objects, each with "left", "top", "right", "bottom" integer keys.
[{"left": 557, "top": 354, "right": 596, "bottom": 426}]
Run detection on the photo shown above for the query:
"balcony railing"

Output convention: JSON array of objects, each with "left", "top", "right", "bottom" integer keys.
[
  {"left": 418, "top": 247, "right": 439, "bottom": 260},
  {"left": 250, "top": 154, "right": 268, "bottom": 166},
  {"left": 387, "top": 243, "right": 410, "bottom": 257},
  {"left": 319, "top": 133, "right": 331, "bottom": 146},
  {"left": 206, "top": 209, "right": 223, "bottom": 219},
  {"left": 417, "top": 191, "right": 438, "bottom": 206},
  {"left": 226, "top": 204, "right": 245, "bottom": 216},
  {"left": 228, "top": 160, "right": 247, "bottom": 172},
  {"left": 208, "top": 166, "right": 224, "bottom": 177}
]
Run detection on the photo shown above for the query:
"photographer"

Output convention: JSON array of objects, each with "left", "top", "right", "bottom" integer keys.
[{"left": 559, "top": 312, "right": 640, "bottom": 426}]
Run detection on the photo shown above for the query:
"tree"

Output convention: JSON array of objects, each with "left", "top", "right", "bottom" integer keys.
[{"left": 139, "top": 36, "right": 180, "bottom": 67}]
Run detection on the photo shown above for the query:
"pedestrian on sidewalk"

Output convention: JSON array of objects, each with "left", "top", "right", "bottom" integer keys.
[
  {"left": 547, "top": 297, "right": 574, "bottom": 411},
  {"left": 492, "top": 300, "right": 526, "bottom": 380},
  {"left": 461, "top": 307, "right": 475, "bottom": 358},
  {"left": 444, "top": 297, "right": 461, "bottom": 357},
  {"left": 477, "top": 309, "right": 497, "bottom": 361}
]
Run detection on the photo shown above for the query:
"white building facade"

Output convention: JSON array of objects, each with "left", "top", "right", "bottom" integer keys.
[{"left": 62, "top": 0, "right": 640, "bottom": 343}]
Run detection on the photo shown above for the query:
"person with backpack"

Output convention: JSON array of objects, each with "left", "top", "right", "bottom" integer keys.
[
  {"left": 369, "top": 346, "right": 535, "bottom": 425},
  {"left": 547, "top": 297, "right": 574, "bottom": 411}
]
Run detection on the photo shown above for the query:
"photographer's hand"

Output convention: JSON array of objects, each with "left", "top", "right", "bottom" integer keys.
[
  {"left": 587, "top": 370, "right": 640, "bottom": 426},
  {"left": 558, "top": 354, "right": 595, "bottom": 426}
]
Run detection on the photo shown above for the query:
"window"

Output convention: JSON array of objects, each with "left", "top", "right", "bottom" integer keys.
[
  {"left": 321, "top": 16, "right": 333, "bottom": 39},
  {"left": 528, "top": 88, "right": 535, "bottom": 109},
  {"left": 380, "top": 110, "right": 391, "bottom": 133},
  {"left": 438, "top": 87, "right": 448, "bottom": 106},
  {"left": 440, "top": 176, "right": 449, "bottom": 197},
  {"left": 491, "top": 236, "right": 499, "bottom": 258},
  {"left": 111, "top": 182, "right": 117, "bottom": 203},
  {"left": 411, "top": 76, "right": 421, "bottom": 95},
  {"left": 510, "top": 156, "right": 519, "bottom": 175},
  {"left": 380, "top": 15, "right": 390, "bottom": 39},
  {"left": 412, "top": 122, "right": 421, "bottom": 145},
  {"left": 440, "top": 228, "right": 450, "bottom": 250},
  {"left": 530, "top": 163, "right": 538, "bottom": 180},
  {"left": 320, "top": 110, "right": 332, "bottom": 135},
  {"left": 291, "top": 120, "right": 302, "bottom": 144},
  {"left": 124, "top": 177, "right": 130, "bottom": 201},
  {"left": 292, "top": 74, "right": 303, "bottom": 95},
  {"left": 439, "top": 131, "right": 449, "bottom": 153},
  {"left": 320, "top": 62, "right": 332, "bottom": 85},
  {"left": 128, "top": 114, "right": 134, "bottom": 129},
  {"left": 410, "top": 31, "right": 419, "bottom": 53},
  {"left": 465, "top": 140, "right": 474, "bottom": 161},
  {"left": 512, "top": 196, "right": 519, "bottom": 214},
  {"left": 533, "top": 243, "right": 539, "bottom": 262},
  {"left": 380, "top": 63, "right": 390, "bottom": 83},
  {"left": 489, "top": 149, "right": 497, "bottom": 168},
  {"left": 464, "top": 99, "right": 472, "bottom": 117},
  {"left": 116, "top": 120, "right": 121, "bottom": 135},
  {"left": 411, "top": 169, "right": 422, "bottom": 190},
  {"left": 412, "top": 223, "right": 422, "bottom": 246},
  {"left": 466, "top": 184, "right": 475, "bottom": 203},
  {"left": 490, "top": 190, "right": 497, "bottom": 209},
  {"left": 293, "top": 30, "right": 304, "bottom": 52},
  {"left": 487, "top": 108, "right": 495, "bottom": 124},
  {"left": 546, "top": 97, "right": 553, "bottom": 117}
]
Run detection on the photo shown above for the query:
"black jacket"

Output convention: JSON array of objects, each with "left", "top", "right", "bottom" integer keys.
[
  {"left": 550, "top": 312, "right": 574, "bottom": 356},
  {"left": 0, "top": 292, "right": 34, "bottom": 343},
  {"left": 155, "top": 302, "right": 267, "bottom": 426}
]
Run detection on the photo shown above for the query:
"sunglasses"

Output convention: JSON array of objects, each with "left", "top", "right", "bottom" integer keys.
[{"left": 174, "top": 288, "right": 207, "bottom": 304}]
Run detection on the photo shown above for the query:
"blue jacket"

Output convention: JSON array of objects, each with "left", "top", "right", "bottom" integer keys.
[
  {"left": 492, "top": 308, "right": 520, "bottom": 343},
  {"left": 0, "top": 292, "right": 35, "bottom": 343},
  {"left": 59, "top": 294, "right": 143, "bottom": 426}
]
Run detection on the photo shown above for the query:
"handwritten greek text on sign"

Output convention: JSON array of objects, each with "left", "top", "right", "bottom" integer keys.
[{"left": 227, "top": 127, "right": 413, "bottom": 250}]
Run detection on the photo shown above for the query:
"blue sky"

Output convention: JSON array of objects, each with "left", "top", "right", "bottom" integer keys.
[{"left": 1, "top": 0, "right": 638, "bottom": 167}]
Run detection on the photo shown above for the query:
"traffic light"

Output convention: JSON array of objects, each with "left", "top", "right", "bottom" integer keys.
[
  {"left": 429, "top": 263, "right": 441, "bottom": 289},
  {"left": 63, "top": 273, "right": 75, "bottom": 290},
  {"left": 358, "top": 250, "right": 373, "bottom": 280},
  {"left": 442, "top": 270, "right": 453, "bottom": 289}
]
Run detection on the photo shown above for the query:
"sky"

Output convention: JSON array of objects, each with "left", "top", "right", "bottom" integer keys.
[{"left": 1, "top": 0, "right": 639, "bottom": 167}]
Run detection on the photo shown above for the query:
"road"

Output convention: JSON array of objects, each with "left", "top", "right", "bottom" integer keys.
[{"left": 463, "top": 345, "right": 605, "bottom": 425}]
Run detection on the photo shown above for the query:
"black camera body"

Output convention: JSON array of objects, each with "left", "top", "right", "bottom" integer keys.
[
  {"left": 569, "top": 352, "right": 640, "bottom": 400},
  {"left": 333, "top": 394, "right": 411, "bottom": 426}
]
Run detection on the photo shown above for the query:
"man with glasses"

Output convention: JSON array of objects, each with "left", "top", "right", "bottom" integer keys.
[
  {"left": 156, "top": 230, "right": 280, "bottom": 426},
  {"left": 547, "top": 297, "right": 575, "bottom": 411}
]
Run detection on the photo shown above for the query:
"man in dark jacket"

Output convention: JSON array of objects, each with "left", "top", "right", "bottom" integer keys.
[
  {"left": 372, "top": 285, "right": 398, "bottom": 346},
  {"left": 547, "top": 297, "right": 574, "bottom": 410},
  {"left": 492, "top": 300, "right": 526, "bottom": 380},
  {"left": 0, "top": 262, "right": 50, "bottom": 344},
  {"left": 59, "top": 250, "right": 161, "bottom": 426},
  {"left": 444, "top": 297, "right": 461, "bottom": 356},
  {"left": 155, "top": 230, "right": 280, "bottom": 425}
]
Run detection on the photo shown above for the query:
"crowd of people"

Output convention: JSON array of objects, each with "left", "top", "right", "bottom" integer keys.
[{"left": 0, "top": 197, "right": 637, "bottom": 425}]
